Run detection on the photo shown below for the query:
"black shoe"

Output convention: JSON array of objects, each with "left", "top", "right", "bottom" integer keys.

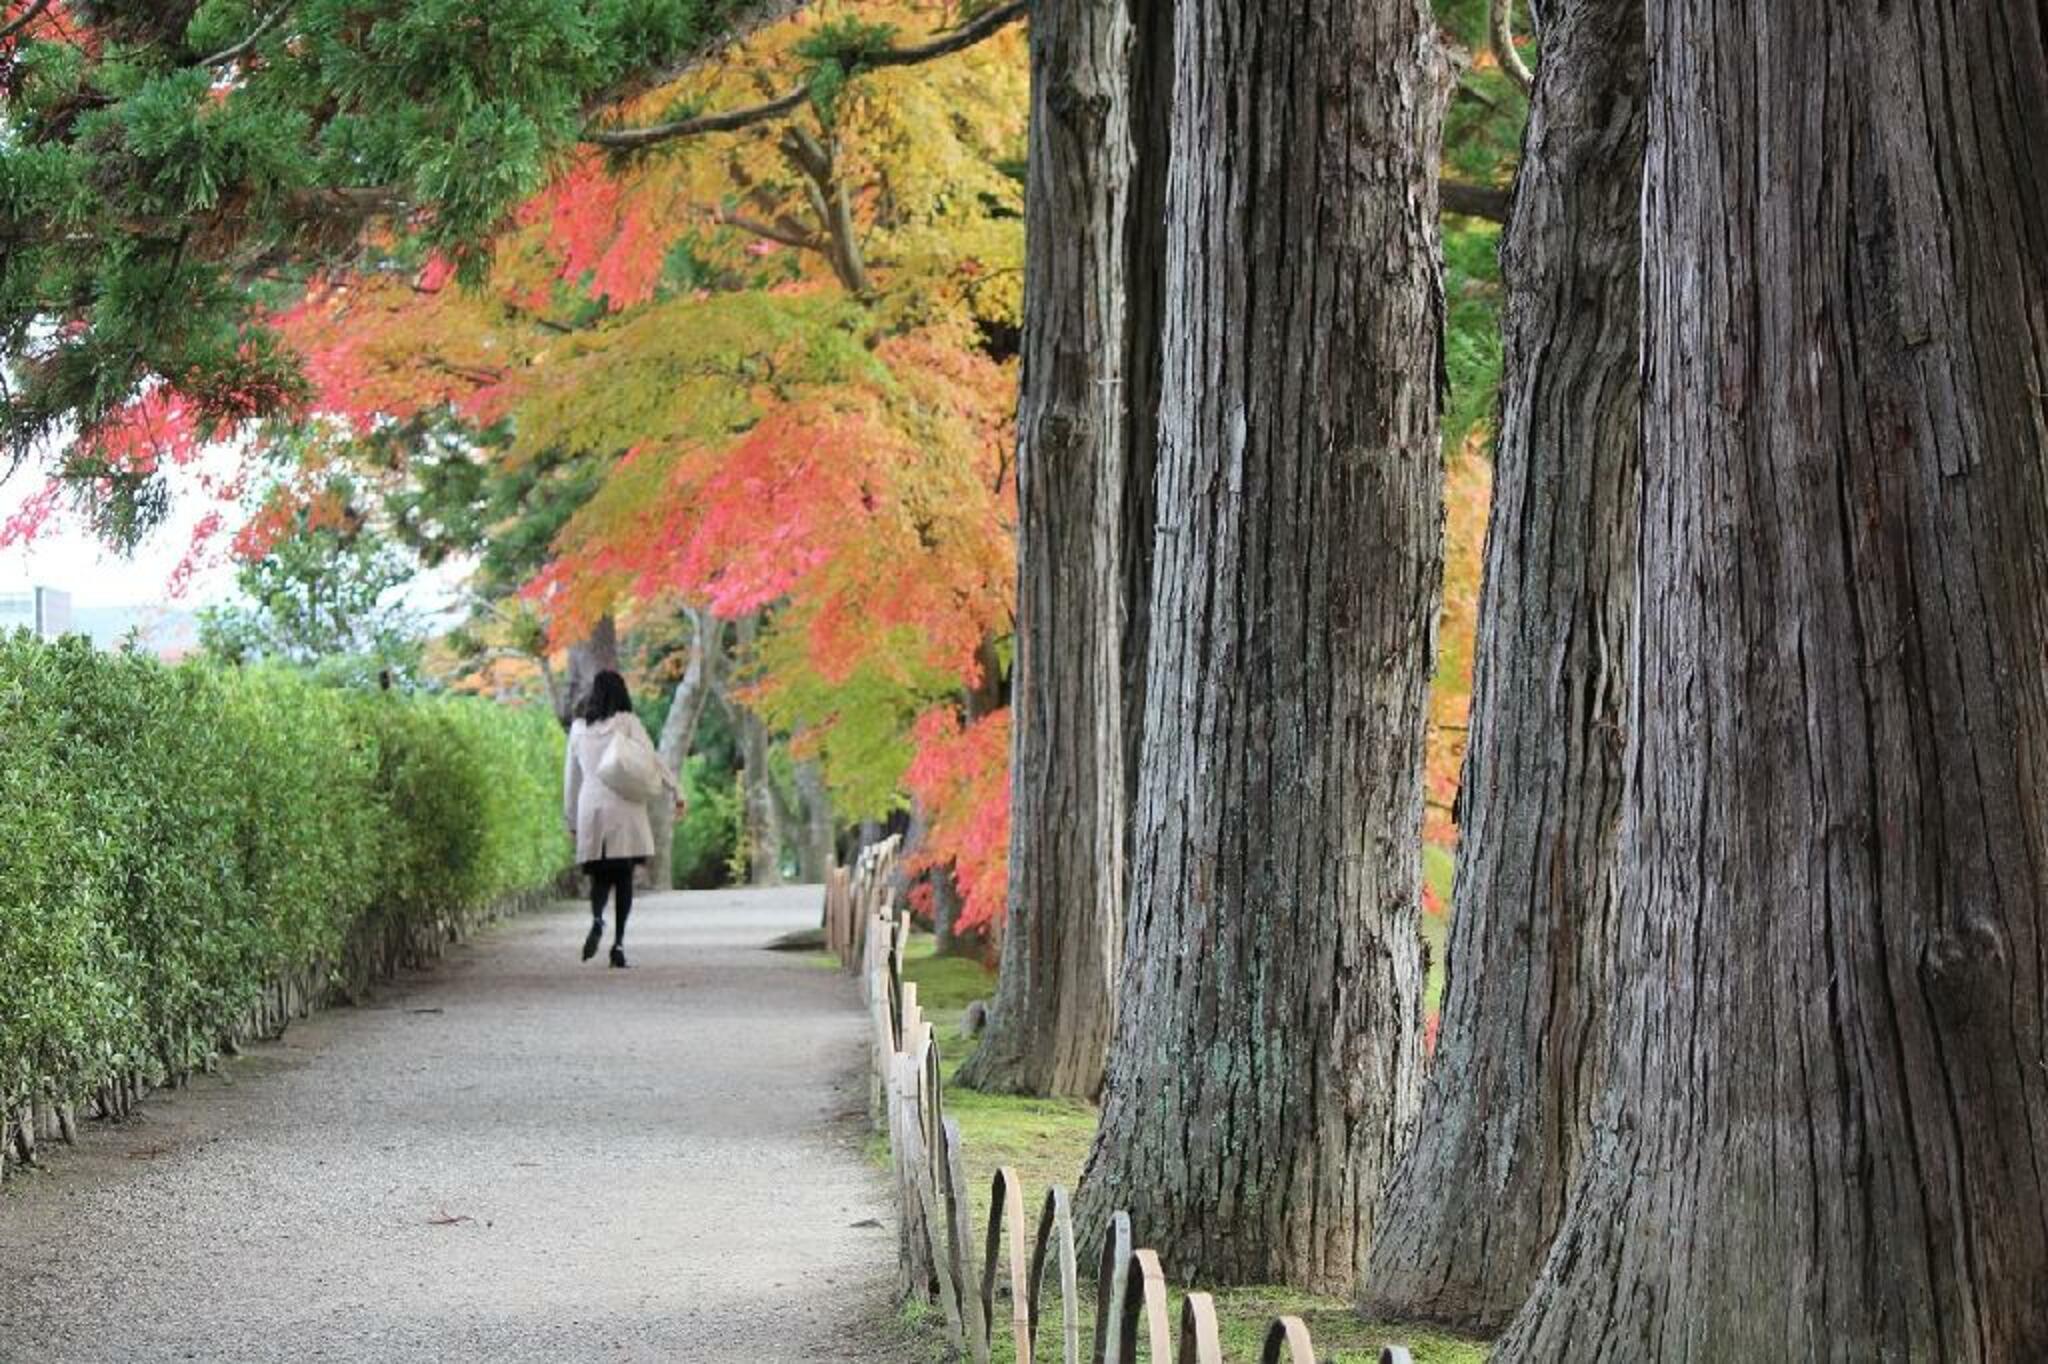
[
  {"left": 582, "top": 919, "right": 603, "bottom": 961},
  {"left": 609, "top": 945, "right": 629, "bottom": 969}
]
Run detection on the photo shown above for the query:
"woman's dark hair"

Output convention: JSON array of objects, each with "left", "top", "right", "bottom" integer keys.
[{"left": 580, "top": 669, "right": 633, "bottom": 723}]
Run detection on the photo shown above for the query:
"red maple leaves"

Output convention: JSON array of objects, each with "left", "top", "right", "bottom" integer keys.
[{"left": 902, "top": 707, "right": 1010, "bottom": 931}]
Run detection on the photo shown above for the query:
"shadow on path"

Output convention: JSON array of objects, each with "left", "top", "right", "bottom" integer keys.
[{"left": 0, "top": 886, "right": 898, "bottom": 1362}]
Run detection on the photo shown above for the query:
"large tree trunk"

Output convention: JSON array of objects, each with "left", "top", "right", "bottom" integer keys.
[
  {"left": 1497, "top": 4, "right": 2048, "bottom": 1356},
  {"left": 956, "top": 0, "right": 1166, "bottom": 1100},
  {"left": 1077, "top": 0, "right": 1445, "bottom": 1291},
  {"left": 792, "top": 759, "right": 834, "bottom": 882},
  {"left": 1117, "top": 0, "right": 1168, "bottom": 823},
  {"left": 733, "top": 617, "right": 786, "bottom": 887},
  {"left": 737, "top": 707, "right": 786, "bottom": 887},
  {"left": 558, "top": 614, "right": 620, "bottom": 727},
  {"left": 1360, "top": 0, "right": 1642, "bottom": 1331},
  {"left": 929, "top": 863, "right": 966, "bottom": 957},
  {"left": 650, "top": 605, "right": 724, "bottom": 890}
]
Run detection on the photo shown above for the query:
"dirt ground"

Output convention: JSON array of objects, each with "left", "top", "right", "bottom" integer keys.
[{"left": 0, "top": 887, "right": 900, "bottom": 1362}]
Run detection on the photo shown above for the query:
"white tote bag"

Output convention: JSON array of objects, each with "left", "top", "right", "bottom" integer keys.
[{"left": 596, "top": 727, "right": 664, "bottom": 803}]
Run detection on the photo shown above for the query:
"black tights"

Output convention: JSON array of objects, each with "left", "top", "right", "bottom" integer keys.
[{"left": 587, "top": 860, "right": 635, "bottom": 944}]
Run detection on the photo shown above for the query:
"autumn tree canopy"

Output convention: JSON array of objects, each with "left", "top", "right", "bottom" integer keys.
[{"left": 0, "top": 0, "right": 1513, "bottom": 930}]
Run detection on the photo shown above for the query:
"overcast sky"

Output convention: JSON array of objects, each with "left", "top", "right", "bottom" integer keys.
[{"left": 4, "top": 447, "right": 482, "bottom": 623}]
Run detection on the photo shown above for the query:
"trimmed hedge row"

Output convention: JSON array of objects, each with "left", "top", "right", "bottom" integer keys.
[{"left": 0, "top": 633, "right": 567, "bottom": 1144}]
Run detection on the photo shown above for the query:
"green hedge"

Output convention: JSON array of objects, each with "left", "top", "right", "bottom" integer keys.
[
  {"left": 673, "top": 755, "right": 742, "bottom": 889},
  {"left": 0, "top": 633, "right": 566, "bottom": 1115}
]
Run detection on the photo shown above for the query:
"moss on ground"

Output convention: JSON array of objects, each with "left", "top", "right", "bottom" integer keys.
[
  {"left": 881, "top": 934, "right": 1491, "bottom": 1361},
  {"left": 1206, "top": 1289, "right": 1488, "bottom": 1363},
  {"left": 899, "top": 939, "right": 1098, "bottom": 1198},
  {"left": 902, "top": 1284, "right": 1487, "bottom": 1364}
]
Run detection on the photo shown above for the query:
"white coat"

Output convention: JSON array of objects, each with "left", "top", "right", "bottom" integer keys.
[{"left": 563, "top": 713, "right": 678, "bottom": 865}]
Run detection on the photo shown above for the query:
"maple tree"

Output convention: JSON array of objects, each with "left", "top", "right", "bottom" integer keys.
[
  {"left": 258, "top": 3, "right": 1026, "bottom": 916},
  {"left": 0, "top": 0, "right": 1032, "bottom": 910},
  {"left": 0, "top": 0, "right": 1507, "bottom": 940},
  {"left": 0, "top": 0, "right": 1028, "bottom": 515}
]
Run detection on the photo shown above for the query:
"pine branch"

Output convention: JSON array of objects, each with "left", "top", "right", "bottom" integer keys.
[
  {"left": 584, "top": 86, "right": 810, "bottom": 148},
  {"left": 582, "top": 0, "right": 1028, "bottom": 150}
]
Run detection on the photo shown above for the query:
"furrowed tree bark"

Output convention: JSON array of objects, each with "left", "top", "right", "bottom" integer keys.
[
  {"left": 1118, "top": 0, "right": 1168, "bottom": 823},
  {"left": 1360, "top": 0, "right": 1642, "bottom": 1331},
  {"left": 956, "top": 0, "right": 1167, "bottom": 1101},
  {"left": 650, "top": 605, "right": 724, "bottom": 891},
  {"left": 1497, "top": 3, "right": 2048, "bottom": 1356},
  {"left": 1077, "top": 0, "right": 1445, "bottom": 1291}
]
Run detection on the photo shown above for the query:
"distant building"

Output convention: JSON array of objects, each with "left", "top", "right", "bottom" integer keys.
[
  {"left": 0, "top": 586, "right": 197, "bottom": 657},
  {"left": 0, "top": 586, "right": 71, "bottom": 640}
]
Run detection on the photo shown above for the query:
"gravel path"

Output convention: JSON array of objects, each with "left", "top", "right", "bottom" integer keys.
[{"left": 0, "top": 887, "right": 900, "bottom": 1362}]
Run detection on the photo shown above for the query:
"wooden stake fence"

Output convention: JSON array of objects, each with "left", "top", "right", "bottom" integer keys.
[
  {"left": 824, "top": 860, "right": 1420, "bottom": 1364},
  {"left": 822, "top": 833, "right": 903, "bottom": 970}
]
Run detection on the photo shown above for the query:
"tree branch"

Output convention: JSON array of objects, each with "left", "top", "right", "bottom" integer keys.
[
  {"left": 201, "top": 4, "right": 290, "bottom": 69},
  {"left": 707, "top": 205, "right": 824, "bottom": 252},
  {"left": 780, "top": 121, "right": 870, "bottom": 295},
  {"left": 1490, "top": 0, "right": 1533, "bottom": 94},
  {"left": 1455, "top": 76, "right": 1504, "bottom": 113},
  {"left": 0, "top": 0, "right": 54, "bottom": 46},
  {"left": 835, "top": 0, "right": 1028, "bottom": 71},
  {"left": 1443, "top": 178, "right": 1511, "bottom": 224},
  {"left": 581, "top": 0, "right": 1028, "bottom": 150},
  {"left": 584, "top": 86, "right": 810, "bottom": 149}
]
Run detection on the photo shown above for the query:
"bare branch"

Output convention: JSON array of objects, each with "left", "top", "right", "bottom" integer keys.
[
  {"left": 839, "top": 0, "right": 1028, "bottom": 70},
  {"left": 779, "top": 121, "right": 870, "bottom": 295},
  {"left": 582, "top": 0, "right": 1028, "bottom": 150},
  {"left": 201, "top": 4, "right": 290, "bottom": 69},
  {"left": 1490, "top": 0, "right": 1533, "bottom": 94},
  {"left": 707, "top": 205, "right": 824, "bottom": 253},
  {"left": 1455, "top": 76, "right": 1504, "bottom": 113},
  {"left": 1443, "top": 178, "right": 1510, "bottom": 223},
  {"left": 583, "top": 86, "right": 810, "bottom": 149}
]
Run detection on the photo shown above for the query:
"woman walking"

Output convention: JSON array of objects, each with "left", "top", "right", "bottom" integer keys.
[{"left": 563, "top": 670, "right": 682, "bottom": 967}]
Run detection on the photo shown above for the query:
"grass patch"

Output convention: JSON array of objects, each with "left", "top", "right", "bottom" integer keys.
[
  {"left": 1209, "top": 1289, "right": 1488, "bottom": 1363},
  {"left": 882, "top": 933, "right": 1491, "bottom": 1359},
  {"left": 1422, "top": 844, "right": 1455, "bottom": 1015},
  {"left": 908, "top": 1283, "right": 1487, "bottom": 1364}
]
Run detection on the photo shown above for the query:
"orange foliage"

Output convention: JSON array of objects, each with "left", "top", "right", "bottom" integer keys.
[
  {"left": 1425, "top": 439, "right": 1493, "bottom": 856},
  {"left": 902, "top": 707, "right": 1011, "bottom": 932},
  {"left": 257, "top": 1, "right": 1028, "bottom": 910}
]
